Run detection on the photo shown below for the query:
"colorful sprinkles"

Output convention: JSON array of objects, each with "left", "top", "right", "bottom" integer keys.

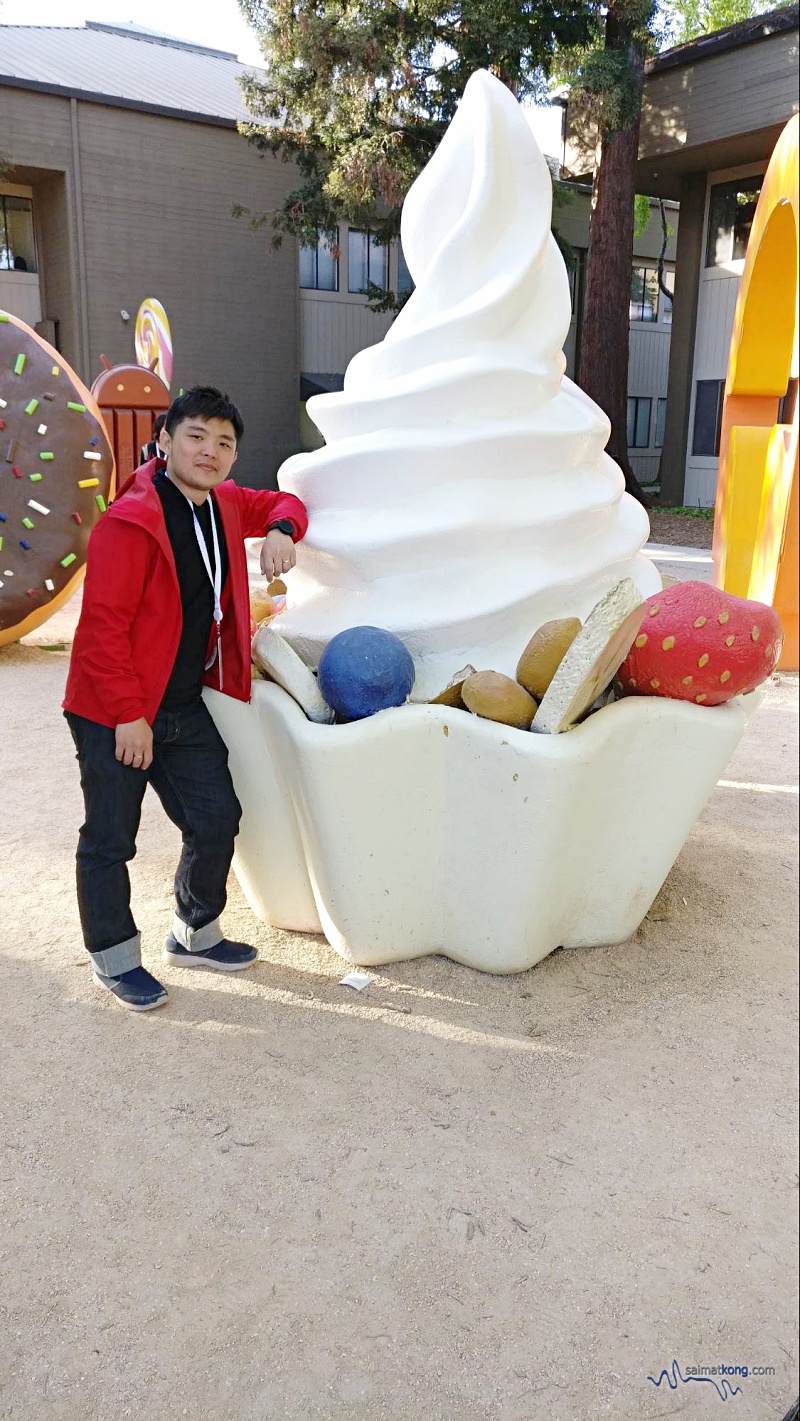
[{"left": 2, "top": 322, "right": 112, "bottom": 633}]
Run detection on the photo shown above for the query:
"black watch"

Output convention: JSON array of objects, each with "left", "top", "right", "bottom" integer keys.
[{"left": 268, "top": 519, "right": 295, "bottom": 537}]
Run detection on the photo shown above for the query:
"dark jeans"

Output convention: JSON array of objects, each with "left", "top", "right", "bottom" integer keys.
[{"left": 65, "top": 700, "right": 242, "bottom": 975}]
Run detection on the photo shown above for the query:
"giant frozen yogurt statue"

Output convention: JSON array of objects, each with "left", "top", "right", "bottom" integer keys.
[{"left": 205, "top": 71, "right": 757, "bottom": 972}]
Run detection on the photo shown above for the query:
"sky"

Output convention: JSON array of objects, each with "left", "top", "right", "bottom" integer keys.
[
  {"left": 0, "top": 0, "right": 265, "bottom": 64},
  {"left": 0, "top": 0, "right": 565, "bottom": 156}
]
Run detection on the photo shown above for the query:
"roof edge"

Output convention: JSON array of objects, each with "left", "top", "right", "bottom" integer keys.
[
  {"left": 648, "top": 3, "right": 798, "bottom": 74},
  {"left": 83, "top": 20, "right": 238, "bottom": 62},
  {"left": 0, "top": 73, "right": 241, "bottom": 128}
]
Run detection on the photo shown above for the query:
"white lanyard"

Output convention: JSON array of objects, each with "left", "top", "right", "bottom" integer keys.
[{"left": 190, "top": 494, "right": 224, "bottom": 689}]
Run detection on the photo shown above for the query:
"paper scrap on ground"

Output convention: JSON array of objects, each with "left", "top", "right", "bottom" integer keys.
[{"left": 339, "top": 972, "right": 373, "bottom": 991}]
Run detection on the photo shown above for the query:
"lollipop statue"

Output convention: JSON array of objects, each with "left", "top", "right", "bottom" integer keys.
[{"left": 135, "top": 299, "right": 174, "bottom": 390}]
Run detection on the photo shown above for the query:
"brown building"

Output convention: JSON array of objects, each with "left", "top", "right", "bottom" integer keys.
[
  {"left": 566, "top": 3, "right": 799, "bottom": 506},
  {"left": 0, "top": 21, "right": 299, "bottom": 486},
  {"left": 5, "top": 14, "right": 796, "bottom": 505}
]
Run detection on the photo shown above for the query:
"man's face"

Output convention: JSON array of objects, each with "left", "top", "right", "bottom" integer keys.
[{"left": 160, "top": 416, "right": 238, "bottom": 496}]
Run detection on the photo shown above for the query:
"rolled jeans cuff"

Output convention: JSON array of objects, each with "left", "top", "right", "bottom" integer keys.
[
  {"left": 171, "top": 914, "right": 223, "bottom": 953},
  {"left": 90, "top": 934, "right": 142, "bottom": 977}
]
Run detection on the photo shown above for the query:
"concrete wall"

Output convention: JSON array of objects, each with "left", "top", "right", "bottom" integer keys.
[{"left": 0, "top": 84, "right": 300, "bottom": 486}]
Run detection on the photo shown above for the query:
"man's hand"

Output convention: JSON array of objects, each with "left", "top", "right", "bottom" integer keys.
[
  {"left": 115, "top": 717, "right": 153, "bottom": 771},
  {"left": 260, "top": 530, "right": 296, "bottom": 582}
]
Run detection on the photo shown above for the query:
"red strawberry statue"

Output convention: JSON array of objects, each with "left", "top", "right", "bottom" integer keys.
[{"left": 617, "top": 582, "right": 783, "bottom": 706}]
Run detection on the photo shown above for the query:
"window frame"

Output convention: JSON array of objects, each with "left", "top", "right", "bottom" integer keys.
[
  {"left": 0, "top": 193, "right": 38, "bottom": 274},
  {"left": 627, "top": 395, "right": 652, "bottom": 449},
  {"left": 659, "top": 270, "right": 674, "bottom": 325},
  {"left": 298, "top": 229, "right": 339, "bottom": 292},
  {"left": 396, "top": 240, "right": 414, "bottom": 296},
  {"left": 691, "top": 379, "right": 726, "bottom": 459},
  {"left": 705, "top": 174, "right": 763, "bottom": 269},
  {"left": 629, "top": 265, "right": 659, "bottom": 324},
  {"left": 347, "top": 228, "right": 388, "bottom": 295}
]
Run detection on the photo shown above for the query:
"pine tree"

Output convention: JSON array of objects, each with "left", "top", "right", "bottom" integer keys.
[
  {"left": 572, "top": 1, "right": 658, "bottom": 507},
  {"left": 237, "top": 0, "right": 599, "bottom": 254}
]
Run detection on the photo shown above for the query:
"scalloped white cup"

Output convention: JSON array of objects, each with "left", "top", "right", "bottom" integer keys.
[{"left": 204, "top": 682, "right": 759, "bottom": 974}]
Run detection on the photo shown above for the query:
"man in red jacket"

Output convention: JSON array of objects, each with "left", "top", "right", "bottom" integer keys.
[{"left": 64, "top": 386, "right": 308, "bottom": 1011}]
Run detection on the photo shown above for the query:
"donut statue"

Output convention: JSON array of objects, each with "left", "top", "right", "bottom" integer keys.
[{"left": 0, "top": 311, "right": 115, "bottom": 648}]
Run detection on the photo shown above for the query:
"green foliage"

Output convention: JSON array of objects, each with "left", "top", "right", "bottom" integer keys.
[
  {"left": 237, "top": 0, "right": 600, "bottom": 251},
  {"left": 656, "top": 504, "right": 715, "bottom": 519},
  {"left": 633, "top": 192, "right": 652, "bottom": 237},
  {"left": 662, "top": 0, "right": 772, "bottom": 45}
]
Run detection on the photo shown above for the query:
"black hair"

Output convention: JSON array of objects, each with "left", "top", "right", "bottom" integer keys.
[
  {"left": 153, "top": 414, "right": 166, "bottom": 437},
  {"left": 164, "top": 386, "right": 244, "bottom": 443}
]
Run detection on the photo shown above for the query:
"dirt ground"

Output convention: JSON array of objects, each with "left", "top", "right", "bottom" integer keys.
[
  {"left": 1, "top": 639, "right": 798, "bottom": 1419},
  {"left": 648, "top": 510, "right": 714, "bottom": 549}
]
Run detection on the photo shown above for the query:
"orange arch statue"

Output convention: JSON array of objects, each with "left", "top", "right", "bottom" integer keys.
[{"left": 712, "top": 114, "right": 799, "bottom": 670}]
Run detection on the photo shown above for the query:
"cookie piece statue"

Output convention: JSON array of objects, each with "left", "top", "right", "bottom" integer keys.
[{"left": 0, "top": 311, "right": 115, "bottom": 648}]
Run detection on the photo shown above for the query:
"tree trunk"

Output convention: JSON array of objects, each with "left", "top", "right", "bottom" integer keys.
[{"left": 579, "top": 19, "right": 649, "bottom": 508}]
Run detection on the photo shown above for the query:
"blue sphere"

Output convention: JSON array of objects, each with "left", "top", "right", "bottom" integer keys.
[{"left": 318, "top": 626, "right": 415, "bottom": 721}]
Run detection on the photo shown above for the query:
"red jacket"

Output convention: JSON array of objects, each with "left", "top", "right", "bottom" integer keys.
[{"left": 63, "top": 460, "right": 308, "bottom": 728}]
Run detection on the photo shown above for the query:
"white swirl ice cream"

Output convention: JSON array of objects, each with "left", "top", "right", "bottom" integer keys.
[{"left": 276, "top": 68, "right": 661, "bottom": 697}]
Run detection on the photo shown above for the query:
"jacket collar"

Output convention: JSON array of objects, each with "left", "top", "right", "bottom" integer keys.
[{"left": 108, "top": 459, "right": 241, "bottom": 559}]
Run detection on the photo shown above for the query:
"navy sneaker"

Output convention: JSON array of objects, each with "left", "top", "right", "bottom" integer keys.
[
  {"left": 163, "top": 934, "right": 258, "bottom": 973},
  {"left": 92, "top": 965, "right": 169, "bottom": 1012}
]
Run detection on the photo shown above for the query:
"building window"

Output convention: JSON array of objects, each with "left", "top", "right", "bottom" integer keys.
[
  {"left": 348, "top": 229, "right": 388, "bottom": 294},
  {"left": 660, "top": 270, "right": 674, "bottom": 324},
  {"left": 299, "top": 231, "right": 338, "bottom": 291},
  {"left": 0, "top": 195, "right": 37, "bottom": 272},
  {"left": 705, "top": 177, "right": 763, "bottom": 267},
  {"left": 567, "top": 248, "right": 586, "bottom": 316},
  {"left": 630, "top": 266, "right": 659, "bottom": 323},
  {"left": 397, "top": 241, "right": 414, "bottom": 296},
  {"left": 692, "top": 379, "right": 725, "bottom": 457},
  {"left": 627, "top": 396, "right": 652, "bottom": 448},
  {"left": 654, "top": 397, "right": 667, "bottom": 448}
]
